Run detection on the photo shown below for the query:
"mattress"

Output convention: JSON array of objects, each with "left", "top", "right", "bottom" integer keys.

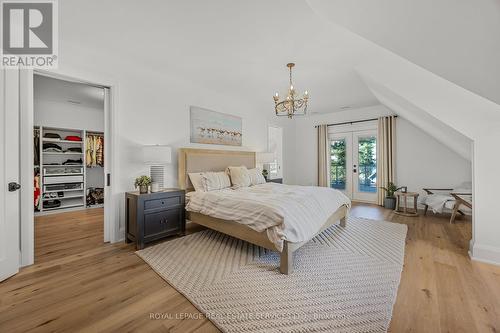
[{"left": 185, "top": 183, "right": 351, "bottom": 251}]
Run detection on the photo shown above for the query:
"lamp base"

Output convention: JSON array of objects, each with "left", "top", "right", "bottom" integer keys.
[
  {"left": 150, "top": 165, "right": 164, "bottom": 190},
  {"left": 150, "top": 182, "right": 161, "bottom": 193}
]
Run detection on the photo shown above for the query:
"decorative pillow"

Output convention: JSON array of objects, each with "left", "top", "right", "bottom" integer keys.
[
  {"left": 188, "top": 172, "right": 205, "bottom": 192},
  {"left": 248, "top": 168, "right": 266, "bottom": 186},
  {"left": 227, "top": 166, "right": 251, "bottom": 188},
  {"left": 202, "top": 171, "right": 231, "bottom": 191}
]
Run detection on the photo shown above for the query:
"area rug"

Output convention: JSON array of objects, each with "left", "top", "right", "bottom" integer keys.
[{"left": 136, "top": 216, "right": 407, "bottom": 333}]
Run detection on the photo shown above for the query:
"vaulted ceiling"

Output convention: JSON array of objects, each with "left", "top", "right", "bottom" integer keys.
[
  {"left": 59, "top": 0, "right": 499, "bottom": 153},
  {"left": 306, "top": 0, "right": 500, "bottom": 105}
]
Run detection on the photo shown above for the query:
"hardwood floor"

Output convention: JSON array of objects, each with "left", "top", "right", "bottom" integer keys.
[{"left": 0, "top": 204, "right": 499, "bottom": 332}]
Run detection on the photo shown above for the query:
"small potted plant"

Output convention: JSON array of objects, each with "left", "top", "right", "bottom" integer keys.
[
  {"left": 379, "top": 181, "right": 402, "bottom": 210},
  {"left": 135, "top": 175, "right": 152, "bottom": 194}
]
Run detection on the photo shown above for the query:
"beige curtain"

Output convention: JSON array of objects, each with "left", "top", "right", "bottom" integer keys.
[
  {"left": 377, "top": 116, "right": 396, "bottom": 205},
  {"left": 317, "top": 124, "right": 330, "bottom": 187}
]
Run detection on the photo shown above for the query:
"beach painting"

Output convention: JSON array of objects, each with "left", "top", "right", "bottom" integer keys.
[{"left": 190, "top": 106, "right": 242, "bottom": 146}]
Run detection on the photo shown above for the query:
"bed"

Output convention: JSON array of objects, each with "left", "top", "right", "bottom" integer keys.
[{"left": 178, "top": 148, "right": 350, "bottom": 274}]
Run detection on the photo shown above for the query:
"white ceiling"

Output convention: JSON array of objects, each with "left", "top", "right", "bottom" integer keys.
[
  {"left": 34, "top": 75, "right": 104, "bottom": 110},
  {"left": 59, "top": 0, "right": 387, "bottom": 114},
  {"left": 306, "top": 0, "right": 500, "bottom": 105}
]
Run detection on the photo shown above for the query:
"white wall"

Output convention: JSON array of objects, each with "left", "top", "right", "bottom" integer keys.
[
  {"left": 34, "top": 99, "right": 104, "bottom": 133},
  {"left": 396, "top": 118, "right": 471, "bottom": 194},
  {"left": 292, "top": 106, "right": 472, "bottom": 198}
]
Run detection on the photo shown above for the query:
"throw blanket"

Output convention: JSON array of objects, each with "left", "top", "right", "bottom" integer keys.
[
  {"left": 186, "top": 183, "right": 351, "bottom": 251},
  {"left": 424, "top": 194, "right": 454, "bottom": 213}
]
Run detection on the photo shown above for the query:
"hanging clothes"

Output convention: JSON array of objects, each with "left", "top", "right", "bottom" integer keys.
[
  {"left": 34, "top": 128, "right": 40, "bottom": 165},
  {"left": 96, "top": 136, "right": 104, "bottom": 167},
  {"left": 34, "top": 172, "right": 41, "bottom": 211},
  {"left": 86, "top": 134, "right": 104, "bottom": 167}
]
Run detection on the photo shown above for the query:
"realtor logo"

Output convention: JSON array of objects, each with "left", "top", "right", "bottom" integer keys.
[{"left": 1, "top": 0, "right": 58, "bottom": 68}]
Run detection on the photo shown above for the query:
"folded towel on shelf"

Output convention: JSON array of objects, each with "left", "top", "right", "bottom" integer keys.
[
  {"left": 65, "top": 147, "right": 82, "bottom": 153},
  {"left": 64, "top": 135, "right": 82, "bottom": 141},
  {"left": 43, "top": 143, "right": 62, "bottom": 152},
  {"left": 62, "top": 158, "right": 83, "bottom": 165},
  {"left": 43, "top": 133, "right": 61, "bottom": 139}
]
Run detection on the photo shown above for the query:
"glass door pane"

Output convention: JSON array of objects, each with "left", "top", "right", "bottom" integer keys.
[
  {"left": 330, "top": 139, "right": 347, "bottom": 190},
  {"left": 352, "top": 131, "right": 377, "bottom": 203},
  {"left": 357, "top": 136, "right": 377, "bottom": 193}
]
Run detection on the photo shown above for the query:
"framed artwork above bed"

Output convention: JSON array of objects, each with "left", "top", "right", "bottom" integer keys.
[{"left": 190, "top": 106, "right": 242, "bottom": 146}]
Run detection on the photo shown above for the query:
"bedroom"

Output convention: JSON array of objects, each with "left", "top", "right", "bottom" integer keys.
[{"left": 1, "top": 1, "right": 499, "bottom": 332}]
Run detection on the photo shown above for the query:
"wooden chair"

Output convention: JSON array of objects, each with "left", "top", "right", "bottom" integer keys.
[{"left": 422, "top": 188, "right": 471, "bottom": 223}]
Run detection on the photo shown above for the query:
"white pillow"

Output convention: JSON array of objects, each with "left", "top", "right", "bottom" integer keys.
[
  {"left": 227, "top": 166, "right": 251, "bottom": 188},
  {"left": 202, "top": 171, "right": 231, "bottom": 191},
  {"left": 248, "top": 168, "right": 266, "bottom": 186},
  {"left": 188, "top": 172, "right": 205, "bottom": 192}
]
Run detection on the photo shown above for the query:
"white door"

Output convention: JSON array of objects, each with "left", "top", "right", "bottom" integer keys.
[
  {"left": 352, "top": 130, "right": 377, "bottom": 202},
  {"left": 0, "top": 69, "right": 21, "bottom": 281},
  {"left": 268, "top": 126, "right": 283, "bottom": 179},
  {"left": 329, "top": 133, "right": 352, "bottom": 198},
  {"left": 329, "top": 130, "right": 377, "bottom": 203}
]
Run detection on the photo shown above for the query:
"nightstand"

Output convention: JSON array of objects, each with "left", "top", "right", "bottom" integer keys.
[
  {"left": 267, "top": 178, "right": 283, "bottom": 184},
  {"left": 125, "top": 188, "right": 185, "bottom": 249}
]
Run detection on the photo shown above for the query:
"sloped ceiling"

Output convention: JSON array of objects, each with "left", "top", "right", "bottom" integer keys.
[{"left": 306, "top": 0, "right": 500, "bottom": 105}]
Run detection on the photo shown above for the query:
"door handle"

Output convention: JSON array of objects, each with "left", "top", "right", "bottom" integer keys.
[{"left": 8, "top": 182, "right": 21, "bottom": 192}]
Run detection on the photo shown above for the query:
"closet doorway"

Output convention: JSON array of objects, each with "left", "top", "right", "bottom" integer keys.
[{"left": 32, "top": 74, "right": 108, "bottom": 263}]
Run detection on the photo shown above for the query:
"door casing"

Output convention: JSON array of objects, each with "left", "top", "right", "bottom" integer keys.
[{"left": 18, "top": 68, "right": 121, "bottom": 267}]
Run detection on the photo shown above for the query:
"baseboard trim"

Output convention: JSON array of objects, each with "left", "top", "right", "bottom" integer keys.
[{"left": 470, "top": 244, "right": 500, "bottom": 266}]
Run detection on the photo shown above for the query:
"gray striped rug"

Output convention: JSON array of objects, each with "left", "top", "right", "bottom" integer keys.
[{"left": 136, "top": 217, "right": 407, "bottom": 333}]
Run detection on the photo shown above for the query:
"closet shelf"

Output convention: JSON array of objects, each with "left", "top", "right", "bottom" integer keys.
[
  {"left": 44, "top": 173, "right": 83, "bottom": 177},
  {"left": 43, "top": 188, "right": 83, "bottom": 194},
  {"left": 43, "top": 152, "right": 83, "bottom": 155},
  {"left": 43, "top": 194, "right": 84, "bottom": 200},
  {"left": 43, "top": 203, "right": 85, "bottom": 211},
  {"left": 43, "top": 164, "right": 84, "bottom": 167},
  {"left": 43, "top": 138, "right": 83, "bottom": 144}
]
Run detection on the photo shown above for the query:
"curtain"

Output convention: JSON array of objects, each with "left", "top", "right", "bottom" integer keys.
[
  {"left": 377, "top": 116, "right": 396, "bottom": 205},
  {"left": 317, "top": 124, "right": 330, "bottom": 187}
]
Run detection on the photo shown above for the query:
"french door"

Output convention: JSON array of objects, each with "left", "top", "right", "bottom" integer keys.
[{"left": 330, "top": 130, "right": 377, "bottom": 202}]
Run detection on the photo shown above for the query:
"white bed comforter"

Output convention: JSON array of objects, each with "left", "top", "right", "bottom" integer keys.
[{"left": 185, "top": 183, "right": 351, "bottom": 251}]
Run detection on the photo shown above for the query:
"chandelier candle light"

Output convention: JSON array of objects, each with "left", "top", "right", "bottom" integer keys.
[{"left": 273, "top": 63, "right": 309, "bottom": 118}]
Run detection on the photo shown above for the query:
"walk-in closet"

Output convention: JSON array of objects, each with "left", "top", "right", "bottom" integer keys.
[{"left": 33, "top": 74, "right": 106, "bottom": 221}]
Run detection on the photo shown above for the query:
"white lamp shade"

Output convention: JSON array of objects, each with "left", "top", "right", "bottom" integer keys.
[
  {"left": 143, "top": 145, "right": 172, "bottom": 165},
  {"left": 256, "top": 152, "right": 275, "bottom": 163}
]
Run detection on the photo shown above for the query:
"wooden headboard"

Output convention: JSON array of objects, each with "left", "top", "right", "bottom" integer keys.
[{"left": 178, "top": 148, "right": 256, "bottom": 191}]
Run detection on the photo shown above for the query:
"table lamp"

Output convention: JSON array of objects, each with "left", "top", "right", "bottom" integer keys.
[{"left": 143, "top": 145, "right": 172, "bottom": 192}]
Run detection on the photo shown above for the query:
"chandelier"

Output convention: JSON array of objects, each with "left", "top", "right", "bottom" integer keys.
[{"left": 273, "top": 63, "right": 309, "bottom": 118}]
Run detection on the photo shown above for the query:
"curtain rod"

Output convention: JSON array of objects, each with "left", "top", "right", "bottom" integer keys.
[{"left": 314, "top": 115, "right": 397, "bottom": 128}]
